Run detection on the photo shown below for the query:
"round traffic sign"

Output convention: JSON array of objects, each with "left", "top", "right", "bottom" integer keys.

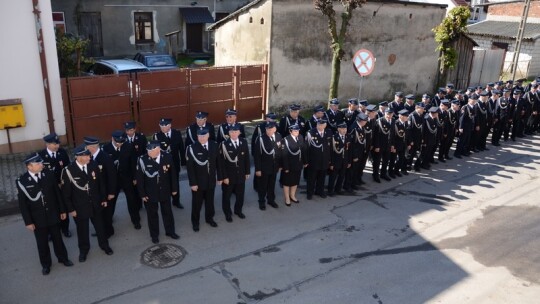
[{"left": 353, "top": 49, "right": 375, "bottom": 76}]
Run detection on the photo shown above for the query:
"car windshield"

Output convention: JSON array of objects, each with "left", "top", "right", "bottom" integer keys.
[{"left": 146, "top": 56, "right": 176, "bottom": 67}]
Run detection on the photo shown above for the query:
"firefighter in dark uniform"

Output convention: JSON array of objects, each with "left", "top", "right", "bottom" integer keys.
[
  {"left": 372, "top": 108, "right": 393, "bottom": 182},
  {"left": 123, "top": 121, "right": 148, "bottom": 157},
  {"left": 325, "top": 98, "right": 344, "bottom": 132},
  {"left": 437, "top": 100, "right": 452, "bottom": 162},
  {"left": 102, "top": 130, "right": 140, "bottom": 230},
  {"left": 252, "top": 113, "right": 278, "bottom": 155},
  {"left": 378, "top": 101, "right": 389, "bottom": 118},
  {"left": 420, "top": 107, "right": 439, "bottom": 170},
  {"left": 84, "top": 136, "right": 117, "bottom": 239},
  {"left": 390, "top": 109, "right": 410, "bottom": 176},
  {"left": 61, "top": 144, "right": 113, "bottom": 262},
  {"left": 344, "top": 113, "right": 368, "bottom": 191},
  {"left": 186, "top": 128, "right": 219, "bottom": 232},
  {"left": 455, "top": 95, "right": 476, "bottom": 157},
  {"left": 404, "top": 95, "right": 416, "bottom": 114},
  {"left": 503, "top": 87, "right": 516, "bottom": 141},
  {"left": 342, "top": 99, "right": 360, "bottom": 128},
  {"left": 17, "top": 153, "right": 73, "bottom": 275},
  {"left": 327, "top": 122, "right": 351, "bottom": 196},
  {"left": 253, "top": 121, "right": 282, "bottom": 209},
  {"left": 408, "top": 103, "right": 425, "bottom": 171},
  {"left": 185, "top": 111, "right": 216, "bottom": 147},
  {"left": 443, "top": 100, "right": 461, "bottom": 160},
  {"left": 304, "top": 105, "right": 326, "bottom": 134},
  {"left": 153, "top": 118, "right": 185, "bottom": 209},
  {"left": 388, "top": 92, "right": 405, "bottom": 114},
  {"left": 217, "top": 109, "right": 246, "bottom": 143},
  {"left": 358, "top": 105, "right": 377, "bottom": 182},
  {"left": 136, "top": 141, "right": 179, "bottom": 243},
  {"left": 217, "top": 124, "right": 250, "bottom": 221},
  {"left": 432, "top": 88, "right": 446, "bottom": 108},
  {"left": 38, "top": 133, "right": 72, "bottom": 237},
  {"left": 475, "top": 92, "right": 490, "bottom": 151},
  {"left": 445, "top": 83, "right": 455, "bottom": 100},
  {"left": 492, "top": 89, "right": 511, "bottom": 146},
  {"left": 305, "top": 119, "right": 333, "bottom": 199},
  {"left": 279, "top": 104, "right": 306, "bottom": 137},
  {"left": 511, "top": 89, "right": 526, "bottom": 140},
  {"left": 524, "top": 84, "right": 540, "bottom": 135},
  {"left": 280, "top": 124, "right": 306, "bottom": 205}
]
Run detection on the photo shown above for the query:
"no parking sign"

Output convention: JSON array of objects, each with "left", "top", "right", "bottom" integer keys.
[{"left": 353, "top": 49, "right": 375, "bottom": 76}]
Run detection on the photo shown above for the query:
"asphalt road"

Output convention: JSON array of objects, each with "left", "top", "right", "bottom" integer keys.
[{"left": 1, "top": 136, "right": 539, "bottom": 304}]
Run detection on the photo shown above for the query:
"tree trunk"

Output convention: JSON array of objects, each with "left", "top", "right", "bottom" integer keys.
[{"left": 329, "top": 49, "right": 341, "bottom": 100}]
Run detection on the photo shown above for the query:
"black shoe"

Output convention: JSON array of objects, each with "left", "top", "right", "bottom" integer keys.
[
  {"left": 401, "top": 170, "right": 409, "bottom": 176},
  {"left": 259, "top": 205, "right": 266, "bottom": 210},
  {"left": 358, "top": 179, "right": 366, "bottom": 185},
  {"left": 445, "top": 155, "right": 453, "bottom": 160},
  {"left": 335, "top": 190, "right": 344, "bottom": 195},
  {"left": 351, "top": 185, "right": 360, "bottom": 190},
  {"left": 389, "top": 173, "right": 396, "bottom": 179},
  {"left": 290, "top": 197, "right": 299, "bottom": 203},
  {"left": 318, "top": 193, "right": 327, "bottom": 198},
  {"left": 492, "top": 143, "right": 500, "bottom": 146},
  {"left": 483, "top": 148, "right": 490, "bottom": 151},
  {"left": 173, "top": 202, "right": 184, "bottom": 209},
  {"left": 207, "top": 221, "right": 218, "bottom": 227},
  {"left": 414, "top": 167, "right": 421, "bottom": 172},
  {"left": 394, "top": 171, "right": 402, "bottom": 177},
  {"left": 268, "top": 202, "right": 279, "bottom": 208},
  {"left": 306, "top": 195, "right": 313, "bottom": 200},
  {"left": 152, "top": 237, "right": 159, "bottom": 244},
  {"left": 381, "top": 175, "right": 391, "bottom": 181},
  {"left": 61, "top": 260, "right": 74, "bottom": 267},
  {"left": 166, "top": 233, "right": 180, "bottom": 239},
  {"left": 134, "top": 223, "right": 141, "bottom": 230},
  {"left": 63, "top": 230, "right": 72, "bottom": 238},
  {"left": 421, "top": 165, "right": 430, "bottom": 170},
  {"left": 327, "top": 192, "right": 335, "bottom": 197},
  {"left": 235, "top": 212, "right": 246, "bottom": 219},
  {"left": 285, "top": 202, "right": 291, "bottom": 207},
  {"left": 373, "top": 175, "right": 381, "bottom": 183},
  {"left": 42, "top": 267, "right": 50, "bottom": 275},
  {"left": 225, "top": 215, "right": 233, "bottom": 222},
  {"left": 79, "top": 254, "right": 87, "bottom": 263},
  {"left": 193, "top": 225, "right": 200, "bottom": 232},
  {"left": 430, "top": 160, "right": 439, "bottom": 164},
  {"left": 438, "top": 158, "right": 446, "bottom": 163},
  {"left": 102, "top": 247, "right": 114, "bottom": 255}
]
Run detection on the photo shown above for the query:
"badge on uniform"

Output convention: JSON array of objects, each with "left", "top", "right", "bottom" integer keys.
[
  {"left": 59, "top": 161, "right": 63, "bottom": 166},
  {"left": 92, "top": 171, "right": 96, "bottom": 179},
  {"left": 98, "top": 165, "right": 103, "bottom": 171},
  {"left": 163, "top": 165, "right": 168, "bottom": 173}
]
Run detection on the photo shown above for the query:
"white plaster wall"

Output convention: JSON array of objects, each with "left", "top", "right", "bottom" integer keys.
[
  {"left": 0, "top": 0, "right": 65, "bottom": 147},
  {"left": 213, "top": 0, "right": 272, "bottom": 66}
]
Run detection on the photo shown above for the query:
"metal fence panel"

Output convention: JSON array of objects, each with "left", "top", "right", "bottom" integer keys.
[{"left": 470, "top": 49, "right": 505, "bottom": 86}]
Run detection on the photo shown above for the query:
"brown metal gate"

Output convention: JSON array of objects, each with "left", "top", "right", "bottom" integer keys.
[{"left": 61, "top": 64, "right": 267, "bottom": 146}]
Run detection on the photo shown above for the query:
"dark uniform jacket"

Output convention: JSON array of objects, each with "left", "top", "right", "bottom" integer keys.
[
  {"left": 448, "top": 108, "right": 459, "bottom": 135},
  {"left": 304, "top": 116, "right": 321, "bottom": 134},
  {"left": 373, "top": 117, "right": 392, "bottom": 151},
  {"left": 494, "top": 98, "right": 510, "bottom": 121},
  {"left": 278, "top": 115, "right": 306, "bottom": 137},
  {"left": 349, "top": 122, "right": 366, "bottom": 159},
  {"left": 475, "top": 101, "right": 489, "bottom": 129},
  {"left": 251, "top": 122, "right": 267, "bottom": 154},
  {"left": 17, "top": 169, "right": 64, "bottom": 228},
  {"left": 404, "top": 103, "right": 415, "bottom": 114},
  {"left": 391, "top": 119, "right": 409, "bottom": 152},
  {"left": 408, "top": 111, "right": 424, "bottom": 146},
  {"left": 388, "top": 101, "right": 404, "bottom": 116},
  {"left": 342, "top": 109, "right": 360, "bottom": 128},
  {"left": 102, "top": 142, "right": 137, "bottom": 181},
  {"left": 61, "top": 161, "right": 106, "bottom": 219},
  {"left": 38, "top": 148, "right": 70, "bottom": 183},
  {"left": 185, "top": 123, "right": 216, "bottom": 147},
  {"left": 186, "top": 141, "right": 218, "bottom": 191},
  {"left": 124, "top": 132, "right": 148, "bottom": 157},
  {"left": 423, "top": 115, "right": 438, "bottom": 146},
  {"left": 217, "top": 123, "right": 245, "bottom": 143},
  {"left": 217, "top": 138, "right": 250, "bottom": 184},
  {"left": 306, "top": 128, "right": 333, "bottom": 170},
  {"left": 153, "top": 129, "right": 186, "bottom": 170},
  {"left": 92, "top": 150, "right": 117, "bottom": 197},
  {"left": 325, "top": 109, "right": 344, "bottom": 131},
  {"left": 460, "top": 104, "right": 476, "bottom": 131},
  {"left": 136, "top": 152, "right": 178, "bottom": 202},
  {"left": 281, "top": 135, "right": 306, "bottom": 172},
  {"left": 254, "top": 134, "right": 282, "bottom": 174},
  {"left": 439, "top": 110, "right": 450, "bottom": 137},
  {"left": 330, "top": 133, "right": 351, "bottom": 170}
]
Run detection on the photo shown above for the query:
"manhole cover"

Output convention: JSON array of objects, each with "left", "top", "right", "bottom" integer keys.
[{"left": 140, "top": 243, "right": 186, "bottom": 268}]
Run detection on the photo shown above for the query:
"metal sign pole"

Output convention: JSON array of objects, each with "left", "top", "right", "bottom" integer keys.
[{"left": 358, "top": 76, "right": 364, "bottom": 100}]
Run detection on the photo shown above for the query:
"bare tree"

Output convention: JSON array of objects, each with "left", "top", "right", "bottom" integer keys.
[{"left": 315, "top": 0, "right": 367, "bottom": 101}]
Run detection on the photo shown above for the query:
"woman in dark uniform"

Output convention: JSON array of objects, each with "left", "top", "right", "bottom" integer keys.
[{"left": 280, "top": 124, "right": 307, "bottom": 206}]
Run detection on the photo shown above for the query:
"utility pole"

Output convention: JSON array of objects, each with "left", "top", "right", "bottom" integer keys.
[{"left": 510, "top": 0, "right": 531, "bottom": 81}]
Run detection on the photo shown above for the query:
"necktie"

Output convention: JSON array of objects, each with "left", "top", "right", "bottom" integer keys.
[
  {"left": 341, "top": 135, "right": 345, "bottom": 142},
  {"left": 116, "top": 146, "right": 120, "bottom": 152},
  {"left": 52, "top": 152, "right": 56, "bottom": 159},
  {"left": 234, "top": 141, "right": 238, "bottom": 149},
  {"left": 35, "top": 173, "right": 40, "bottom": 182},
  {"left": 204, "top": 144, "right": 208, "bottom": 151},
  {"left": 166, "top": 133, "right": 170, "bottom": 139},
  {"left": 82, "top": 166, "right": 87, "bottom": 174}
]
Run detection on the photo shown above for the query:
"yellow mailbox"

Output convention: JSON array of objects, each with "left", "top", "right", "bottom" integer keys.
[{"left": 0, "top": 99, "right": 26, "bottom": 129}]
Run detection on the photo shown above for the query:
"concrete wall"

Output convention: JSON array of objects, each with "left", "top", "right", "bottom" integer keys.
[
  {"left": 51, "top": 0, "right": 250, "bottom": 57},
  {"left": 213, "top": 0, "right": 271, "bottom": 66},
  {"left": 268, "top": 0, "right": 446, "bottom": 110},
  {"left": 0, "top": 0, "right": 65, "bottom": 154}
]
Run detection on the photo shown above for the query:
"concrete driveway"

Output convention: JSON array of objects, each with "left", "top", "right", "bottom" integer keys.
[{"left": 1, "top": 136, "right": 539, "bottom": 304}]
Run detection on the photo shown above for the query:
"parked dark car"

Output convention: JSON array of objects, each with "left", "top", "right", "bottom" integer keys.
[
  {"left": 83, "top": 59, "right": 150, "bottom": 76},
  {"left": 133, "top": 52, "right": 179, "bottom": 71}
]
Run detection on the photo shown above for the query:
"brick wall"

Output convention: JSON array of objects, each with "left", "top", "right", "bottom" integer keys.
[{"left": 487, "top": 2, "right": 540, "bottom": 23}]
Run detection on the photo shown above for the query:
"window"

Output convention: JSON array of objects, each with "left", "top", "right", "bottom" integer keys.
[
  {"left": 52, "top": 12, "right": 66, "bottom": 35},
  {"left": 134, "top": 12, "right": 154, "bottom": 43}
]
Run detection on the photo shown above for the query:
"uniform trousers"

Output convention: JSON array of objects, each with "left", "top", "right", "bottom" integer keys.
[
  {"left": 222, "top": 182, "right": 245, "bottom": 217},
  {"left": 191, "top": 188, "right": 216, "bottom": 226},
  {"left": 34, "top": 224, "right": 68, "bottom": 267},
  {"left": 145, "top": 200, "right": 175, "bottom": 238},
  {"left": 74, "top": 212, "right": 109, "bottom": 254}
]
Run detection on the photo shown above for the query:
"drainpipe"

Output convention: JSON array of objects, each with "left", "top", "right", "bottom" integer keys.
[{"left": 32, "top": 0, "right": 56, "bottom": 134}]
